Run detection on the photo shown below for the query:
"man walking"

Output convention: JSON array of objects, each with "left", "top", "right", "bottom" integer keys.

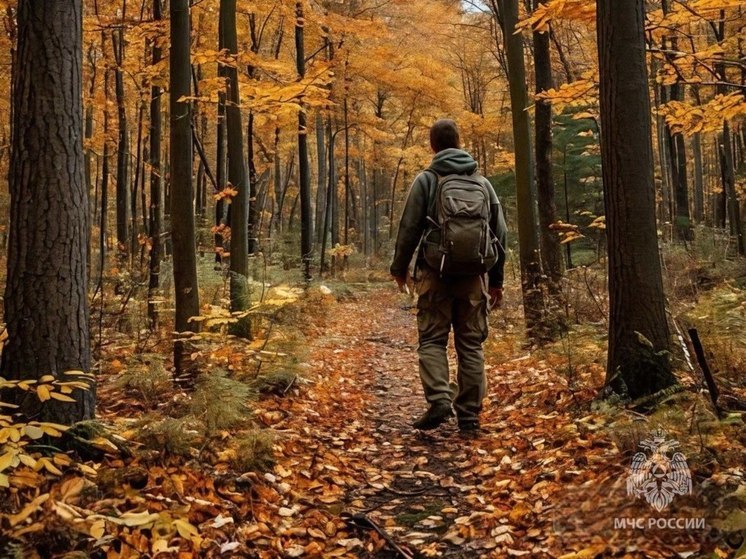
[{"left": 390, "top": 119, "right": 507, "bottom": 434}]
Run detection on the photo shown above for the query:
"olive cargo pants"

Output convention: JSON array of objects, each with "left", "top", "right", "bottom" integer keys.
[{"left": 415, "top": 267, "right": 489, "bottom": 421}]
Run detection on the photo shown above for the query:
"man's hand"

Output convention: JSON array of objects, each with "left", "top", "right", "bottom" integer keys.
[
  {"left": 488, "top": 287, "right": 503, "bottom": 309},
  {"left": 393, "top": 274, "right": 410, "bottom": 294}
]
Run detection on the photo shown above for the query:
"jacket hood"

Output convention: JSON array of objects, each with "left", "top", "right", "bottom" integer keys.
[{"left": 429, "top": 148, "right": 478, "bottom": 175}]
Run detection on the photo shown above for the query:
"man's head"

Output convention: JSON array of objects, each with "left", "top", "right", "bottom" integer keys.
[{"left": 430, "top": 119, "right": 460, "bottom": 153}]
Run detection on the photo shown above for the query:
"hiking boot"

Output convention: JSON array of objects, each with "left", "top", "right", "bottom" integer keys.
[
  {"left": 413, "top": 403, "right": 454, "bottom": 430},
  {"left": 458, "top": 419, "right": 481, "bottom": 436}
]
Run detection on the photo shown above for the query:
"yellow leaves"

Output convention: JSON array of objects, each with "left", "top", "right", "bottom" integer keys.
[
  {"left": 8, "top": 493, "right": 50, "bottom": 527},
  {"left": 536, "top": 73, "right": 598, "bottom": 114},
  {"left": 659, "top": 94, "right": 746, "bottom": 136},
  {"left": 550, "top": 221, "right": 586, "bottom": 244},
  {"left": 36, "top": 383, "right": 51, "bottom": 401},
  {"left": 24, "top": 424, "right": 44, "bottom": 440},
  {"left": 588, "top": 216, "right": 606, "bottom": 230},
  {"left": 329, "top": 243, "right": 355, "bottom": 258},
  {"left": 517, "top": 0, "right": 596, "bottom": 33}
]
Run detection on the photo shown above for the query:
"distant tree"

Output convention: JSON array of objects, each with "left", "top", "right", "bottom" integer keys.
[
  {"left": 148, "top": 0, "right": 163, "bottom": 329},
  {"left": 533, "top": 0, "right": 563, "bottom": 294},
  {"left": 295, "top": 0, "right": 313, "bottom": 281},
  {"left": 170, "top": 0, "right": 201, "bottom": 370},
  {"left": 113, "top": 4, "right": 130, "bottom": 254},
  {"left": 597, "top": 0, "right": 676, "bottom": 399},
  {"left": 2, "top": 0, "right": 93, "bottom": 423},
  {"left": 493, "top": 0, "right": 546, "bottom": 338}
]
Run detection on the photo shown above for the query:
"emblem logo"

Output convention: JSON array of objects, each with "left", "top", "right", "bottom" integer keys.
[{"left": 626, "top": 430, "right": 692, "bottom": 512}]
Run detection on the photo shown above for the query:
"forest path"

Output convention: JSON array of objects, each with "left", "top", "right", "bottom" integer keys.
[{"left": 259, "top": 286, "right": 617, "bottom": 558}]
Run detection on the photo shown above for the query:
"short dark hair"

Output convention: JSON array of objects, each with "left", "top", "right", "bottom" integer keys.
[{"left": 430, "top": 119, "right": 460, "bottom": 152}]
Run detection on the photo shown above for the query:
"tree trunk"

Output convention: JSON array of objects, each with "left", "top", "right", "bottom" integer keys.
[
  {"left": 247, "top": 111, "right": 259, "bottom": 255},
  {"left": 295, "top": 0, "right": 312, "bottom": 281},
  {"left": 659, "top": 3, "right": 692, "bottom": 242},
  {"left": 723, "top": 120, "right": 745, "bottom": 255},
  {"left": 533, "top": 0, "right": 563, "bottom": 296},
  {"left": 220, "top": 0, "right": 251, "bottom": 338},
  {"left": 692, "top": 132, "right": 705, "bottom": 223},
  {"left": 315, "top": 112, "right": 327, "bottom": 245},
  {"left": 148, "top": 0, "right": 163, "bottom": 330},
  {"left": 170, "top": 0, "right": 201, "bottom": 353},
  {"left": 496, "top": 0, "right": 545, "bottom": 338},
  {"left": 113, "top": 25, "right": 130, "bottom": 255},
  {"left": 99, "top": 64, "right": 111, "bottom": 286},
  {"left": 2, "top": 0, "right": 93, "bottom": 423},
  {"left": 597, "top": 0, "right": 675, "bottom": 399}
]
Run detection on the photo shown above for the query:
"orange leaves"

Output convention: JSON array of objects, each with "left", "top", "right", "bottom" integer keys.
[
  {"left": 659, "top": 94, "right": 746, "bottom": 136},
  {"left": 214, "top": 186, "right": 238, "bottom": 202},
  {"left": 535, "top": 73, "right": 598, "bottom": 114},
  {"left": 517, "top": 0, "right": 596, "bottom": 33}
]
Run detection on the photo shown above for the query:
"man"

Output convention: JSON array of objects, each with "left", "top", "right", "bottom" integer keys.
[{"left": 390, "top": 119, "right": 507, "bottom": 434}]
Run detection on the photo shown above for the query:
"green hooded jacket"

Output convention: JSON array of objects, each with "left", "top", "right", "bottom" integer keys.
[{"left": 390, "top": 148, "right": 508, "bottom": 288}]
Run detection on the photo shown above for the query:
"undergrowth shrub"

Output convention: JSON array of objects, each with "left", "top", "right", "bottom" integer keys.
[
  {"left": 230, "top": 431, "right": 275, "bottom": 472},
  {"left": 189, "top": 370, "right": 254, "bottom": 432},
  {"left": 136, "top": 416, "right": 204, "bottom": 457},
  {"left": 114, "top": 356, "right": 171, "bottom": 406}
]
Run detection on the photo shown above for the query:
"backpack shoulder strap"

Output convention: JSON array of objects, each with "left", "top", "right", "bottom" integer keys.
[{"left": 423, "top": 168, "right": 440, "bottom": 223}]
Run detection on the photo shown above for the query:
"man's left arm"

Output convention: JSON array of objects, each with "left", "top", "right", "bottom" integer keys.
[{"left": 390, "top": 174, "right": 429, "bottom": 285}]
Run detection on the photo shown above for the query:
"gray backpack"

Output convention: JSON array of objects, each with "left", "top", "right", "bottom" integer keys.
[{"left": 421, "top": 170, "right": 499, "bottom": 276}]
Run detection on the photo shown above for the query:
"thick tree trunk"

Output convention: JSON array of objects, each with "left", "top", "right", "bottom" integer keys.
[
  {"left": 170, "top": 0, "right": 201, "bottom": 339},
  {"left": 597, "top": 0, "right": 675, "bottom": 399},
  {"left": 220, "top": 0, "right": 251, "bottom": 338},
  {"left": 497, "top": 0, "right": 545, "bottom": 338},
  {"left": 533, "top": 1, "right": 563, "bottom": 296},
  {"left": 148, "top": 0, "right": 163, "bottom": 330},
  {"left": 2, "top": 0, "right": 93, "bottom": 423},
  {"left": 295, "top": 0, "right": 313, "bottom": 280}
]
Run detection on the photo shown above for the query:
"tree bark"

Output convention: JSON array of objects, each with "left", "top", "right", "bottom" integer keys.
[
  {"left": 170, "top": 0, "right": 201, "bottom": 339},
  {"left": 148, "top": 0, "right": 163, "bottom": 330},
  {"left": 692, "top": 132, "right": 705, "bottom": 223},
  {"left": 496, "top": 0, "right": 545, "bottom": 338},
  {"left": 295, "top": 0, "right": 313, "bottom": 280},
  {"left": 113, "top": 22, "right": 131, "bottom": 255},
  {"left": 533, "top": 0, "right": 563, "bottom": 296},
  {"left": 220, "top": 0, "right": 251, "bottom": 338},
  {"left": 597, "top": 0, "right": 675, "bottom": 399},
  {"left": 315, "top": 111, "right": 327, "bottom": 245},
  {"left": 2, "top": 0, "right": 93, "bottom": 423},
  {"left": 722, "top": 120, "right": 745, "bottom": 255}
]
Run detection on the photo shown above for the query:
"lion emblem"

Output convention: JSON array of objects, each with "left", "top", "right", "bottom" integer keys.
[{"left": 626, "top": 430, "right": 692, "bottom": 512}]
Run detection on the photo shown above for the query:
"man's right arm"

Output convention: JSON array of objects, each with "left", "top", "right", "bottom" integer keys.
[{"left": 390, "top": 173, "right": 430, "bottom": 278}]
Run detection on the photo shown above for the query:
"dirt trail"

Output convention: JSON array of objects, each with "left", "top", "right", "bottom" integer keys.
[
  {"left": 299, "top": 287, "right": 497, "bottom": 557},
  {"left": 260, "top": 287, "right": 714, "bottom": 559}
]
